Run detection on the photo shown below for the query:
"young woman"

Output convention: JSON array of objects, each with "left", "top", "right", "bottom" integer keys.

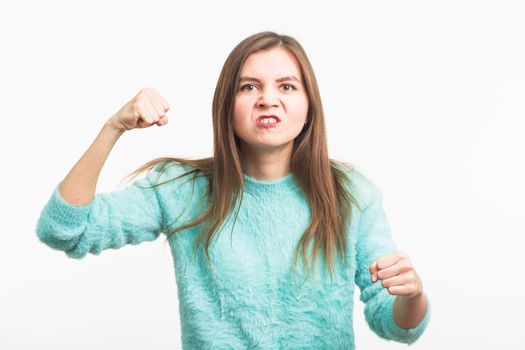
[{"left": 36, "top": 31, "right": 431, "bottom": 349}]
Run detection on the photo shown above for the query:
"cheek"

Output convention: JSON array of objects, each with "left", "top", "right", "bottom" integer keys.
[
  {"left": 232, "top": 99, "right": 243, "bottom": 123},
  {"left": 289, "top": 94, "right": 309, "bottom": 118},
  {"left": 233, "top": 97, "right": 251, "bottom": 119},
  {"left": 232, "top": 98, "right": 252, "bottom": 133}
]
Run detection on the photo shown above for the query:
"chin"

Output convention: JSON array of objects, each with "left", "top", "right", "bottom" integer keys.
[{"left": 256, "top": 140, "right": 294, "bottom": 151}]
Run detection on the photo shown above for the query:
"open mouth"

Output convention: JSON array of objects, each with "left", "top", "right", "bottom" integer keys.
[{"left": 256, "top": 115, "right": 281, "bottom": 127}]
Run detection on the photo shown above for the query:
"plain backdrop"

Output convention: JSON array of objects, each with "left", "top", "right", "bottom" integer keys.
[{"left": 1, "top": 0, "right": 524, "bottom": 349}]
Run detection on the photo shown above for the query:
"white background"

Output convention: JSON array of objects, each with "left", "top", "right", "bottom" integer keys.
[{"left": 1, "top": 0, "right": 524, "bottom": 349}]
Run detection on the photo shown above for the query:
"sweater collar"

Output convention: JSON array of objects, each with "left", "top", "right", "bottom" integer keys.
[{"left": 242, "top": 172, "right": 300, "bottom": 196}]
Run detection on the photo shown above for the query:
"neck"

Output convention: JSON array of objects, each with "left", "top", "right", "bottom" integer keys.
[{"left": 240, "top": 142, "right": 293, "bottom": 180}]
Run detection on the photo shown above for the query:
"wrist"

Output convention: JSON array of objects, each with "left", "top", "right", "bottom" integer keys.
[
  {"left": 393, "top": 292, "right": 428, "bottom": 329},
  {"left": 399, "top": 291, "right": 424, "bottom": 301},
  {"left": 105, "top": 118, "right": 126, "bottom": 134},
  {"left": 395, "top": 292, "right": 426, "bottom": 311}
]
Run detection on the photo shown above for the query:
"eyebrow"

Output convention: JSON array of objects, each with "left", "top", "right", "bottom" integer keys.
[{"left": 238, "top": 75, "right": 302, "bottom": 84}]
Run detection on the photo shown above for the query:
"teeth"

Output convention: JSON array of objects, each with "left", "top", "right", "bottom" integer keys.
[{"left": 260, "top": 117, "right": 277, "bottom": 123}]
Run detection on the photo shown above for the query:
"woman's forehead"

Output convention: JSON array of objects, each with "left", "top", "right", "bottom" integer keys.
[{"left": 240, "top": 47, "right": 302, "bottom": 78}]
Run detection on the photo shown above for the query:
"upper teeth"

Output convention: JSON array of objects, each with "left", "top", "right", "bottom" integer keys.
[{"left": 260, "top": 117, "right": 277, "bottom": 123}]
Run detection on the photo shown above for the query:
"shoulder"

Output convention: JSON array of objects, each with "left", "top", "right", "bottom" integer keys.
[
  {"left": 338, "top": 165, "right": 383, "bottom": 212},
  {"left": 131, "top": 161, "right": 208, "bottom": 198},
  {"left": 150, "top": 161, "right": 199, "bottom": 183},
  {"left": 144, "top": 161, "right": 210, "bottom": 214},
  {"left": 162, "top": 161, "right": 210, "bottom": 189}
]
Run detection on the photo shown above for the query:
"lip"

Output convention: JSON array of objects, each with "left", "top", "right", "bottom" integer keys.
[
  {"left": 256, "top": 115, "right": 281, "bottom": 127},
  {"left": 257, "top": 115, "right": 281, "bottom": 122}
]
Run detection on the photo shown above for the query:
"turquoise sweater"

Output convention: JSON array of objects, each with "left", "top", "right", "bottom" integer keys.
[{"left": 36, "top": 163, "right": 431, "bottom": 349}]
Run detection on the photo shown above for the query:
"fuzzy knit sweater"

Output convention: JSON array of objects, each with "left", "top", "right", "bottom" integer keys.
[{"left": 36, "top": 162, "right": 431, "bottom": 349}]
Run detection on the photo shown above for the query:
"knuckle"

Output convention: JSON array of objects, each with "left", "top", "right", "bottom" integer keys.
[
  {"left": 401, "top": 264, "right": 412, "bottom": 273},
  {"left": 132, "top": 100, "right": 141, "bottom": 110},
  {"left": 144, "top": 87, "right": 157, "bottom": 97}
]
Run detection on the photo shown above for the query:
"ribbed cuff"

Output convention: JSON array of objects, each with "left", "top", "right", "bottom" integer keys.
[{"left": 46, "top": 182, "right": 94, "bottom": 230}]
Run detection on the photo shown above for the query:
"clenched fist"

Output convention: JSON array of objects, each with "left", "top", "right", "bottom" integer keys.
[
  {"left": 108, "top": 87, "right": 170, "bottom": 132},
  {"left": 369, "top": 251, "right": 424, "bottom": 300}
]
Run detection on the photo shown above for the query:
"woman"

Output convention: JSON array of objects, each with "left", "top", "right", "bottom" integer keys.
[{"left": 36, "top": 31, "right": 431, "bottom": 349}]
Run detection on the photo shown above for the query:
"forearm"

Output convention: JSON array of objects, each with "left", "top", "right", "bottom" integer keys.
[
  {"left": 393, "top": 292, "right": 428, "bottom": 329},
  {"left": 59, "top": 119, "right": 125, "bottom": 205}
]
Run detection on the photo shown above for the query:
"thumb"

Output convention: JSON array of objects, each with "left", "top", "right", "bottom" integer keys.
[
  {"left": 369, "top": 261, "right": 378, "bottom": 283},
  {"left": 156, "top": 116, "right": 168, "bottom": 126}
]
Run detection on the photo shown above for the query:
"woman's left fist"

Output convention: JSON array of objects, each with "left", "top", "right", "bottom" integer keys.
[{"left": 369, "top": 251, "right": 423, "bottom": 299}]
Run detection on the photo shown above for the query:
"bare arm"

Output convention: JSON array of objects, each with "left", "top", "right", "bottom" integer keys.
[
  {"left": 58, "top": 87, "right": 170, "bottom": 205},
  {"left": 59, "top": 120, "right": 124, "bottom": 205}
]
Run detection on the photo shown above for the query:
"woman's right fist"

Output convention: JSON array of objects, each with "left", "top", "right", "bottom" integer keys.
[{"left": 108, "top": 87, "right": 170, "bottom": 132}]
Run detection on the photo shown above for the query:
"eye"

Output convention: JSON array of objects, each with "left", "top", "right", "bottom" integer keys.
[
  {"left": 240, "top": 84, "right": 257, "bottom": 91},
  {"left": 282, "top": 83, "right": 297, "bottom": 91}
]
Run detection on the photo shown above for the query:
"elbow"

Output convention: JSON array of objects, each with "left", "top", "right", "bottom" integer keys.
[{"left": 35, "top": 216, "right": 84, "bottom": 255}]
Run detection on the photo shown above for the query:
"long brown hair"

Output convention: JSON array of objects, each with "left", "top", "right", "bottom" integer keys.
[{"left": 124, "top": 31, "right": 363, "bottom": 283}]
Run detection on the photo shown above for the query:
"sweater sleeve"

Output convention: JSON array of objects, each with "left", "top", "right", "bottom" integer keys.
[
  {"left": 36, "top": 164, "right": 166, "bottom": 259},
  {"left": 354, "top": 178, "right": 431, "bottom": 345}
]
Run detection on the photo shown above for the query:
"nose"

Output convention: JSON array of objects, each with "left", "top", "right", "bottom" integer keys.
[{"left": 256, "top": 89, "right": 279, "bottom": 108}]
